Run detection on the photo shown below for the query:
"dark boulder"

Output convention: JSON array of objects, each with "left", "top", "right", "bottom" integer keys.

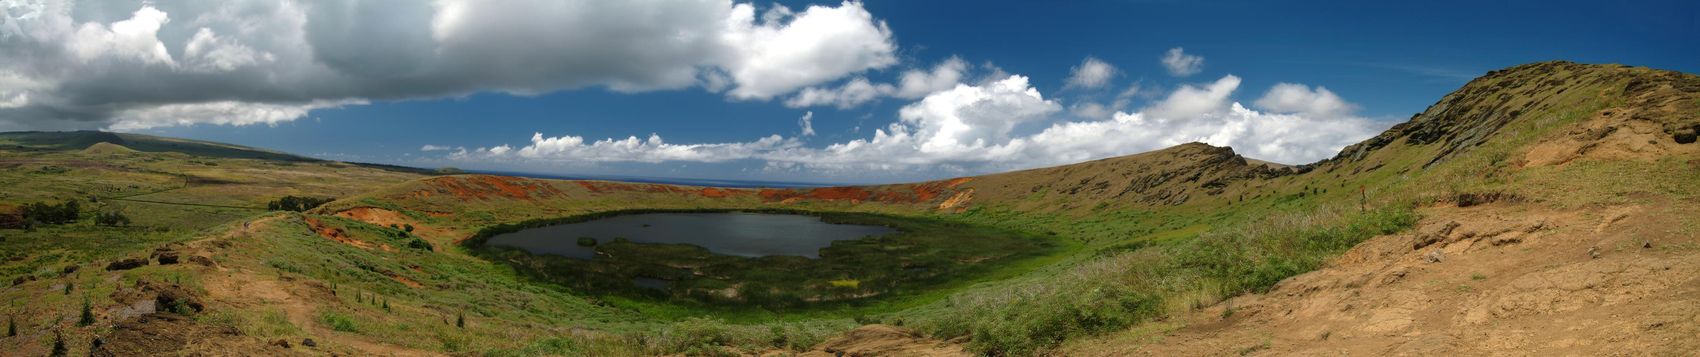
[
  {"left": 153, "top": 283, "right": 205, "bottom": 313},
  {"left": 188, "top": 255, "right": 216, "bottom": 267},
  {"left": 106, "top": 258, "right": 147, "bottom": 271},
  {"left": 149, "top": 246, "right": 182, "bottom": 265},
  {"left": 1675, "top": 127, "right": 1697, "bottom": 144},
  {"left": 155, "top": 251, "right": 180, "bottom": 265}
]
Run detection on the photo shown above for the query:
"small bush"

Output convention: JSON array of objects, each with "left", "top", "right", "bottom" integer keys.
[
  {"left": 94, "top": 211, "right": 131, "bottom": 227},
  {"left": 20, "top": 200, "right": 79, "bottom": 225},
  {"left": 50, "top": 333, "right": 66, "bottom": 357},
  {"left": 406, "top": 238, "right": 433, "bottom": 251},
  {"left": 851, "top": 314, "right": 876, "bottom": 325},
  {"left": 320, "top": 312, "right": 359, "bottom": 332},
  {"left": 265, "top": 196, "right": 334, "bottom": 212},
  {"left": 78, "top": 298, "right": 95, "bottom": 326}
]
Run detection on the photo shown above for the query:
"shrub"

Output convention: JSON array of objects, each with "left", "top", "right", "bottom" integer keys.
[
  {"left": 320, "top": 312, "right": 359, "bottom": 332},
  {"left": 20, "top": 200, "right": 79, "bottom": 225},
  {"left": 50, "top": 333, "right": 66, "bottom": 357},
  {"left": 265, "top": 196, "right": 334, "bottom": 212},
  {"left": 406, "top": 238, "right": 433, "bottom": 251},
  {"left": 94, "top": 211, "right": 131, "bottom": 227},
  {"left": 78, "top": 298, "right": 95, "bottom": 326}
]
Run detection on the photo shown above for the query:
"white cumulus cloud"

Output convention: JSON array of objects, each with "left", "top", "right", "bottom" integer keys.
[
  {"left": 798, "top": 111, "right": 816, "bottom": 136},
  {"left": 447, "top": 72, "right": 1387, "bottom": 176},
  {"left": 453, "top": 132, "right": 800, "bottom": 163},
  {"left": 0, "top": 0, "right": 900, "bottom": 130},
  {"left": 1253, "top": 83, "right": 1356, "bottom": 117},
  {"left": 1161, "top": 47, "right": 1204, "bottom": 77},
  {"left": 1064, "top": 57, "right": 1117, "bottom": 89},
  {"left": 785, "top": 56, "right": 968, "bottom": 108},
  {"left": 719, "top": 2, "right": 897, "bottom": 100}
]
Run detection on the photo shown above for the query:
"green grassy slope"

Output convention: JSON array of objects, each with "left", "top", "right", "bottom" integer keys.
[
  {"left": 0, "top": 61, "right": 1694, "bottom": 356},
  {"left": 284, "top": 60, "right": 1700, "bottom": 355}
]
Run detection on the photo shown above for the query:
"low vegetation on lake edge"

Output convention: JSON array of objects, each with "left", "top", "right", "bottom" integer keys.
[{"left": 464, "top": 209, "right": 1058, "bottom": 313}]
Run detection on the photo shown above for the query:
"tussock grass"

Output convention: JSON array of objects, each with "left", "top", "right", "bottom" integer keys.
[{"left": 905, "top": 205, "right": 1416, "bottom": 355}]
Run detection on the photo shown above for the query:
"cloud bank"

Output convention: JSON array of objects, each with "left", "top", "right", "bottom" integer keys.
[
  {"left": 784, "top": 57, "right": 969, "bottom": 109},
  {"left": 0, "top": 0, "right": 898, "bottom": 130},
  {"left": 451, "top": 71, "right": 1388, "bottom": 175}
]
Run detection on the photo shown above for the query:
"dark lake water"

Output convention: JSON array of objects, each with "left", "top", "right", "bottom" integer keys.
[{"left": 484, "top": 212, "right": 897, "bottom": 259}]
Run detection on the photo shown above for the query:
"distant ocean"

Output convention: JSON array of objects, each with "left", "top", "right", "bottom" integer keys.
[{"left": 468, "top": 170, "right": 840, "bottom": 189}]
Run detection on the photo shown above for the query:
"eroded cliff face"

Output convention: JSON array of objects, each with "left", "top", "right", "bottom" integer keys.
[{"left": 1328, "top": 61, "right": 1700, "bottom": 168}]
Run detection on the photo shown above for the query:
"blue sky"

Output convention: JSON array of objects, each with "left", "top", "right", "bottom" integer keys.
[{"left": 4, "top": 0, "right": 1696, "bottom": 184}]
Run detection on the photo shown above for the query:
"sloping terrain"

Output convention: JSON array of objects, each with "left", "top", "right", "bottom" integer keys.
[
  {"left": 0, "top": 61, "right": 1695, "bottom": 356},
  {"left": 1050, "top": 61, "right": 1700, "bottom": 355},
  {"left": 1062, "top": 200, "right": 1700, "bottom": 355}
]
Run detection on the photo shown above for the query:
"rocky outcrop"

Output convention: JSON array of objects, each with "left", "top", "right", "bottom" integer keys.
[
  {"left": 1325, "top": 61, "right": 1700, "bottom": 168},
  {"left": 106, "top": 258, "right": 147, "bottom": 271},
  {"left": 960, "top": 143, "right": 1299, "bottom": 209}
]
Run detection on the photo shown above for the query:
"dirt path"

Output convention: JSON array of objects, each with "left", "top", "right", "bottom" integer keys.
[
  {"left": 1062, "top": 201, "right": 1700, "bottom": 355},
  {"left": 760, "top": 325, "right": 969, "bottom": 357},
  {"left": 198, "top": 215, "right": 446, "bottom": 357},
  {"left": 107, "top": 196, "right": 264, "bottom": 210}
]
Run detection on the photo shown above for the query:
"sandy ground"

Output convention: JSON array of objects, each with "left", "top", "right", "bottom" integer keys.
[{"left": 1061, "top": 200, "right": 1700, "bottom": 356}]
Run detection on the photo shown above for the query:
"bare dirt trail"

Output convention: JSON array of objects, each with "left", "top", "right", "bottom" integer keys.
[
  {"left": 758, "top": 325, "right": 970, "bottom": 357},
  {"left": 1062, "top": 201, "right": 1700, "bottom": 356},
  {"left": 197, "top": 215, "right": 447, "bottom": 357}
]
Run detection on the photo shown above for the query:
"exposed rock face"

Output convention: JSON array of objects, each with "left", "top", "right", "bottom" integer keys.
[
  {"left": 960, "top": 143, "right": 1299, "bottom": 210},
  {"left": 1412, "top": 221, "right": 1460, "bottom": 250},
  {"left": 1325, "top": 61, "right": 1700, "bottom": 168}
]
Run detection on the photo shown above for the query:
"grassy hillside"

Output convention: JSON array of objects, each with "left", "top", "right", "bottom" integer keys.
[{"left": 0, "top": 61, "right": 1695, "bottom": 356}]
